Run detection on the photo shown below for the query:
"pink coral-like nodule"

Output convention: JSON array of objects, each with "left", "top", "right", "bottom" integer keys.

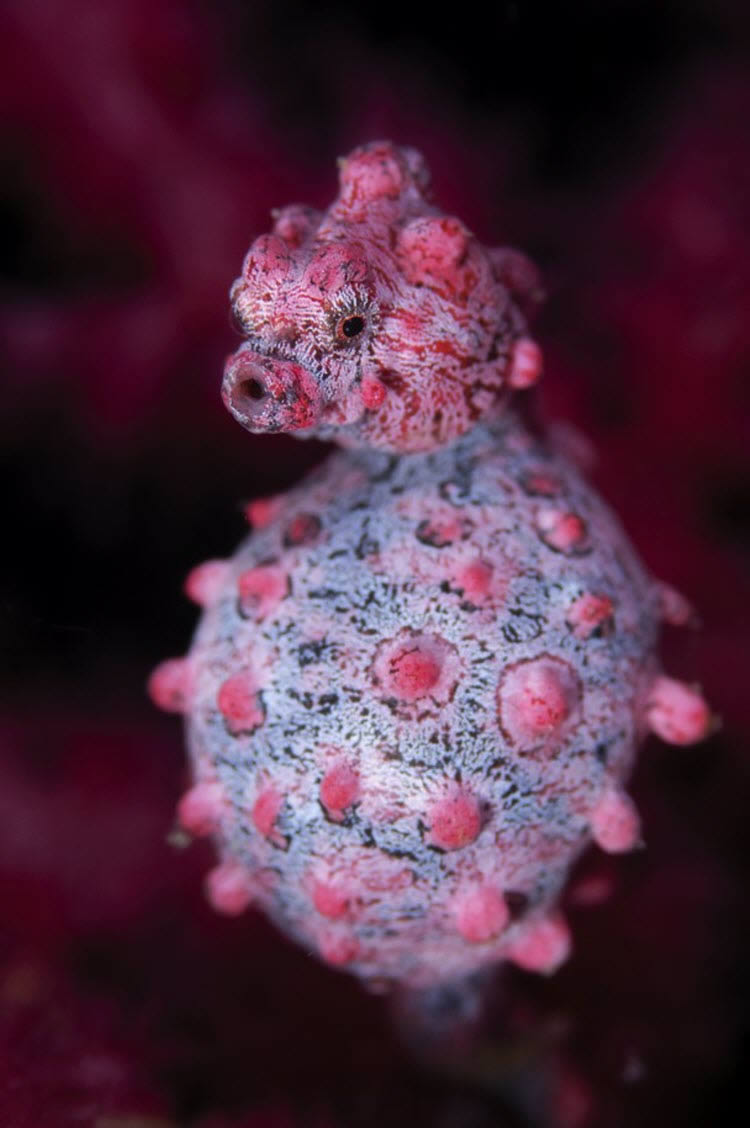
[
  {"left": 497, "top": 656, "right": 582, "bottom": 749},
  {"left": 590, "top": 788, "right": 641, "bottom": 853},
  {"left": 148, "top": 657, "right": 192, "bottom": 714},
  {"left": 217, "top": 671, "right": 265, "bottom": 736},
  {"left": 454, "top": 886, "right": 510, "bottom": 943},
  {"left": 425, "top": 789, "right": 482, "bottom": 851},
  {"left": 205, "top": 861, "right": 253, "bottom": 916},
  {"left": 319, "top": 760, "right": 360, "bottom": 821},
  {"left": 177, "top": 780, "right": 225, "bottom": 837},
  {"left": 646, "top": 675, "right": 711, "bottom": 745}
]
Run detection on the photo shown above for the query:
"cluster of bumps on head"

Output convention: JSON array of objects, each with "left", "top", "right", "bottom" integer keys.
[
  {"left": 223, "top": 140, "right": 544, "bottom": 452},
  {"left": 151, "top": 142, "right": 712, "bottom": 991}
]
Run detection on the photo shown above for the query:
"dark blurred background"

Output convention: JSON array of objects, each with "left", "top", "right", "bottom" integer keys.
[{"left": 1, "top": 1, "right": 749, "bottom": 1124}]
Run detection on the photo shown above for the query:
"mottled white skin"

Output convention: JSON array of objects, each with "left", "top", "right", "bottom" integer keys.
[{"left": 182, "top": 411, "right": 660, "bottom": 990}]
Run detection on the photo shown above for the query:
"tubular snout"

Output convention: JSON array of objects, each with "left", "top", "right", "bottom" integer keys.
[{"left": 222, "top": 348, "right": 322, "bottom": 433}]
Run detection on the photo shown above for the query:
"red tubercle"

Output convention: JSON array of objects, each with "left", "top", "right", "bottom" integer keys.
[
  {"left": 183, "top": 559, "right": 230, "bottom": 607},
  {"left": 217, "top": 671, "right": 265, "bottom": 736},
  {"left": 589, "top": 788, "right": 641, "bottom": 853},
  {"left": 566, "top": 592, "right": 615, "bottom": 639},
  {"left": 251, "top": 785, "right": 285, "bottom": 844},
  {"left": 454, "top": 885, "right": 509, "bottom": 942},
  {"left": 536, "top": 508, "right": 591, "bottom": 555},
  {"left": 416, "top": 515, "right": 474, "bottom": 548},
  {"left": 271, "top": 203, "right": 322, "bottom": 248},
  {"left": 245, "top": 494, "right": 285, "bottom": 529},
  {"left": 520, "top": 469, "right": 563, "bottom": 497},
  {"left": 389, "top": 648, "right": 441, "bottom": 697},
  {"left": 645, "top": 675, "right": 712, "bottom": 745},
  {"left": 237, "top": 564, "right": 289, "bottom": 620},
  {"left": 177, "top": 780, "right": 224, "bottom": 837},
  {"left": 397, "top": 215, "right": 473, "bottom": 297},
  {"left": 147, "top": 657, "right": 192, "bottom": 714},
  {"left": 371, "top": 630, "right": 459, "bottom": 706},
  {"left": 317, "top": 930, "right": 360, "bottom": 967},
  {"left": 312, "top": 880, "right": 351, "bottom": 920},
  {"left": 283, "top": 512, "right": 322, "bottom": 547},
  {"left": 241, "top": 232, "right": 292, "bottom": 283},
  {"left": 204, "top": 861, "right": 254, "bottom": 916},
  {"left": 656, "top": 581, "right": 698, "bottom": 627},
  {"left": 508, "top": 337, "right": 543, "bottom": 389},
  {"left": 497, "top": 655, "right": 582, "bottom": 748},
  {"left": 454, "top": 558, "right": 494, "bottom": 604},
  {"left": 320, "top": 760, "right": 360, "bottom": 821},
  {"left": 425, "top": 788, "right": 482, "bottom": 851},
  {"left": 506, "top": 913, "right": 572, "bottom": 975},
  {"left": 337, "top": 142, "right": 409, "bottom": 211}
]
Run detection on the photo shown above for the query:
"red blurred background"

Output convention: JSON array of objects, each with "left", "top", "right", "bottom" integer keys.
[{"left": 1, "top": 1, "right": 749, "bottom": 1124}]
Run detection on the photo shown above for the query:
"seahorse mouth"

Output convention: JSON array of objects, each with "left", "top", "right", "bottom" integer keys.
[{"left": 221, "top": 345, "right": 323, "bottom": 433}]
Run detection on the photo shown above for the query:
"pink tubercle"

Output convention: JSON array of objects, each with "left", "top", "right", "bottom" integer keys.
[
  {"left": 361, "top": 376, "right": 387, "bottom": 410},
  {"left": 271, "top": 203, "right": 322, "bottom": 248},
  {"left": 217, "top": 671, "right": 265, "bottom": 735},
  {"left": 320, "top": 760, "right": 360, "bottom": 821},
  {"left": 241, "top": 232, "right": 291, "bottom": 283},
  {"left": 177, "top": 780, "right": 224, "bottom": 837},
  {"left": 251, "top": 785, "right": 284, "bottom": 843},
  {"left": 425, "top": 788, "right": 482, "bottom": 850},
  {"left": 497, "top": 655, "right": 582, "bottom": 748},
  {"left": 656, "top": 582, "right": 697, "bottom": 627},
  {"left": 371, "top": 629, "right": 459, "bottom": 705},
  {"left": 237, "top": 564, "right": 289, "bottom": 621},
  {"left": 283, "top": 512, "right": 322, "bottom": 547},
  {"left": 397, "top": 215, "right": 473, "bottom": 298},
  {"left": 389, "top": 648, "right": 440, "bottom": 697},
  {"left": 454, "top": 559, "right": 494, "bottom": 604},
  {"left": 317, "top": 930, "right": 360, "bottom": 967},
  {"left": 183, "top": 559, "right": 230, "bottom": 607},
  {"left": 566, "top": 592, "right": 614, "bottom": 639},
  {"left": 338, "top": 142, "right": 407, "bottom": 209},
  {"left": 416, "top": 515, "right": 474, "bottom": 548},
  {"left": 204, "top": 861, "right": 254, "bottom": 916},
  {"left": 506, "top": 913, "right": 572, "bottom": 975},
  {"left": 645, "top": 675, "right": 712, "bottom": 745},
  {"left": 589, "top": 788, "right": 641, "bottom": 853},
  {"left": 520, "top": 469, "right": 563, "bottom": 498},
  {"left": 536, "top": 508, "right": 590, "bottom": 555},
  {"left": 147, "top": 657, "right": 192, "bottom": 714},
  {"left": 312, "top": 880, "right": 350, "bottom": 921},
  {"left": 508, "top": 337, "right": 543, "bottom": 390},
  {"left": 245, "top": 494, "right": 284, "bottom": 529},
  {"left": 454, "top": 885, "right": 509, "bottom": 942}
]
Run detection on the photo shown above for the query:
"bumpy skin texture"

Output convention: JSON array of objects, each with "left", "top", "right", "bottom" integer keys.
[
  {"left": 151, "top": 142, "right": 711, "bottom": 990},
  {"left": 223, "top": 142, "right": 541, "bottom": 453}
]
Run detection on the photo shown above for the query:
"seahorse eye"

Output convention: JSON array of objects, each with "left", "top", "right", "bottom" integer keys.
[{"left": 339, "top": 314, "right": 366, "bottom": 340}]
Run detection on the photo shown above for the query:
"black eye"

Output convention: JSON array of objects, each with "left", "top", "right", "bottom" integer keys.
[{"left": 339, "top": 314, "right": 365, "bottom": 340}]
